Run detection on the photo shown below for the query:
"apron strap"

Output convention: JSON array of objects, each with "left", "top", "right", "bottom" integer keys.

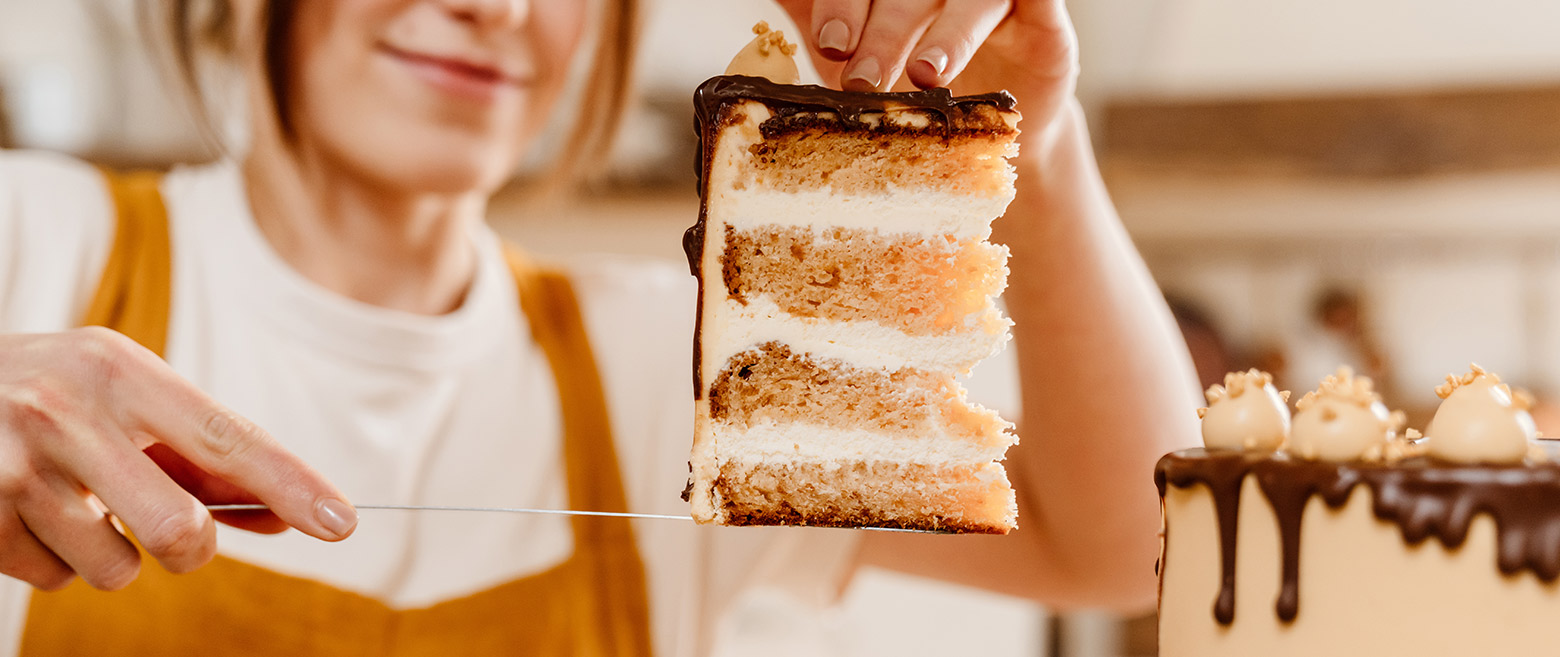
[{"left": 82, "top": 169, "right": 172, "bottom": 357}]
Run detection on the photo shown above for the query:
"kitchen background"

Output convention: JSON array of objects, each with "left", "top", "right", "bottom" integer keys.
[{"left": 5, "top": 0, "right": 1560, "bottom": 655}]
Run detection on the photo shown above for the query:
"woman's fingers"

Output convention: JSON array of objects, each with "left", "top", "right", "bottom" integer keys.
[
  {"left": 0, "top": 327, "right": 351, "bottom": 591},
  {"left": 842, "top": 0, "right": 941, "bottom": 91},
  {"left": 17, "top": 479, "right": 141, "bottom": 591},
  {"left": 786, "top": 0, "right": 1046, "bottom": 92},
  {"left": 0, "top": 512, "right": 74, "bottom": 591},
  {"left": 95, "top": 330, "right": 357, "bottom": 543},
  {"left": 49, "top": 428, "right": 219, "bottom": 574},
  {"left": 143, "top": 443, "right": 289, "bottom": 535},
  {"left": 905, "top": 0, "right": 1012, "bottom": 89},
  {"left": 808, "top": 0, "right": 871, "bottom": 60}
]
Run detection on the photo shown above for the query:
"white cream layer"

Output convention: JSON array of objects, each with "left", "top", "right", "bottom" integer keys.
[
  {"left": 713, "top": 420, "right": 1013, "bottom": 465},
  {"left": 709, "top": 187, "right": 1012, "bottom": 241},
  {"left": 704, "top": 295, "right": 1011, "bottom": 381}
]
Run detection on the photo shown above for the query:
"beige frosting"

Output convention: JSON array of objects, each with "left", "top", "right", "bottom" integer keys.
[
  {"left": 1425, "top": 364, "right": 1536, "bottom": 464},
  {"left": 1198, "top": 370, "right": 1291, "bottom": 452},
  {"left": 1288, "top": 367, "right": 1403, "bottom": 462},
  {"left": 725, "top": 21, "right": 800, "bottom": 84},
  {"left": 1160, "top": 476, "right": 1560, "bottom": 657}
]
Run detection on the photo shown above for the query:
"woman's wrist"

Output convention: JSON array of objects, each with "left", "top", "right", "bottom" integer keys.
[
  {"left": 1014, "top": 95, "right": 1088, "bottom": 178},
  {"left": 1001, "top": 96, "right": 1115, "bottom": 252}
]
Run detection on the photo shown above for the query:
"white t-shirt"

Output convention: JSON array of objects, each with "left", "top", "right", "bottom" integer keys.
[{"left": 0, "top": 151, "right": 862, "bottom": 657}]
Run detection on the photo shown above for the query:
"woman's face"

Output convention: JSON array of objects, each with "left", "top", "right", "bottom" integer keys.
[{"left": 275, "top": 0, "right": 588, "bottom": 194}]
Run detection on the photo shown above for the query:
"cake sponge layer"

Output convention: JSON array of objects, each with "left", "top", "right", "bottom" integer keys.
[
  {"left": 708, "top": 341, "right": 1013, "bottom": 450},
  {"left": 713, "top": 459, "right": 1016, "bottom": 533},
  {"left": 724, "top": 225, "right": 1009, "bottom": 336},
  {"left": 741, "top": 124, "right": 1017, "bottom": 196}
]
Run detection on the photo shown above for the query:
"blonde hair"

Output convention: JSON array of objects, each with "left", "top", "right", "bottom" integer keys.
[{"left": 146, "top": 0, "right": 639, "bottom": 188}]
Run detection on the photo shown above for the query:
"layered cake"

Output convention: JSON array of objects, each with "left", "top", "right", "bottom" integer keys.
[
  {"left": 683, "top": 23, "right": 1020, "bottom": 533},
  {"left": 1158, "top": 366, "right": 1558, "bottom": 654}
]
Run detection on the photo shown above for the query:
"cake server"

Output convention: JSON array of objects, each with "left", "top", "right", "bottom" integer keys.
[{"left": 203, "top": 504, "right": 948, "bottom": 533}]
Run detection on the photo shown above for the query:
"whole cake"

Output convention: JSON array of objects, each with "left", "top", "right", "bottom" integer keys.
[
  {"left": 1157, "top": 366, "right": 1556, "bottom": 655},
  {"left": 683, "top": 23, "right": 1020, "bottom": 533}
]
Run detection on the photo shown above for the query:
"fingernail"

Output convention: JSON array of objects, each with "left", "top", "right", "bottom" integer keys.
[
  {"left": 916, "top": 47, "right": 949, "bottom": 77},
  {"left": 316, "top": 498, "right": 357, "bottom": 538},
  {"left": 818, "top": 19, "right": 851, "bottom": 53},
  {"left": 844, "top": 57, "right": 882, "bottom": 92}
]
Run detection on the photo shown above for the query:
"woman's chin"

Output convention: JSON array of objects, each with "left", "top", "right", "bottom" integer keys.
[
  {"left": 410, "top": 162, "right": 510, "bottom": 195},
  {"left": 304, "top": 107, "right": 525, "bottom": 196},
  {"left": 350, "top": 149, "right": 515, "bottom": 196}
]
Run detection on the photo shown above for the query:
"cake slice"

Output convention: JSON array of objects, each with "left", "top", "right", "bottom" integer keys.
[{"left": 683, "top": 29, "right": 1021, "bottom": 534}]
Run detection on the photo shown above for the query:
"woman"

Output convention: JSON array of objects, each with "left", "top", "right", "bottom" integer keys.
[{"left": 0, "top": 0, "right": 1200, "bottom": 654}]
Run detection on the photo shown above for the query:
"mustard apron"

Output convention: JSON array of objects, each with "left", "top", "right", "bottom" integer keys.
[{"left": 19, "top": 171, "right": 654, "bottom": 656}]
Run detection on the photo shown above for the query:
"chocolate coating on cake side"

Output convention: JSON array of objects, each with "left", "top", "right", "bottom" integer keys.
[
  {"left": 1157, "top": 447, "right": 1560, "bottom": 626},
  {"left": 683, "top": 215, "right": 705, "bottom": 397}
]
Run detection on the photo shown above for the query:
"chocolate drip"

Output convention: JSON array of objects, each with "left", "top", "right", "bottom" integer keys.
[
  {"left": 1250, "top": 459, "right": 1356, "bottom": 623},
  {"left": 683, "top": 215, "right": 705, "bottom": 398},
  {"left": 680, "top": 461, "right": 695, "bottom": 502},
  {"left": 1156, "top": 451, "right": 1249, "bottom": 624},
  {"left": 1363, "top": 460, "right": 1560, "bottom": 580},
  {"left": 682, "top": 213, "right": 704, "bottom": 277},
  {"left": 1157, "top": 447, "right": 1560, "bottom": 627}
]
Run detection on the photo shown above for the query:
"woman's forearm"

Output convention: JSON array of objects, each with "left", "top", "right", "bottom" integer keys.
[
  {"left": 997, "top": 98, "right": 1201, "bottom": 608},
  {"left": 861, "top": 99, "right": 1200, "bottom": 611},
  {"left": 861, "top": 98, "right": 1198, "bottom": 608}
]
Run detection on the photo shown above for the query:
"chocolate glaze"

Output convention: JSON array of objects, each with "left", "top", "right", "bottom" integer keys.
[
  {"left": 684, "top": 75, "right": 1018, "bottom": 400},
  {"left": 692, "top": 75, "right": 1017, "bottom": 193},
  {"left": 1157, "top": 447, "right": 1560, "bottom": 626},
  {"left": 683, "top": 216, "right": 705, "bottom": 397}
]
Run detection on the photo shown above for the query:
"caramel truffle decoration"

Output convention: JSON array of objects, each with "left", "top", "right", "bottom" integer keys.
[
  {"left": 724, "top": 21, "right": 801, "bottom": 85},
  {"left": 1198, "top": 369, "right": 1291, "bottom": 453},
  {"left": 1425, "top": 364, "right": 1536, "bottom": 464},
  {"left": 1288, "top": 367, "right": 1404, "bottom": 462}
]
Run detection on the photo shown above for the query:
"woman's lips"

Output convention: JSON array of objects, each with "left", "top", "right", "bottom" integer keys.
[{"left": 380, "top": 45, "right": 528, "bottom": 101}]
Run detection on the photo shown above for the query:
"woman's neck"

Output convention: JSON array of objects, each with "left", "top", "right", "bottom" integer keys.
[{"left": 241, "top": 141, "right": 483, "bottom": 316}]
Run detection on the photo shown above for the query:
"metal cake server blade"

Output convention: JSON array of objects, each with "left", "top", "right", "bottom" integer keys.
[
  {"left": 203, "top": 504, "right": 952, "bottom": 533},
  {"left": 205, "top": 504, "right": 695, "bottom": 521}
]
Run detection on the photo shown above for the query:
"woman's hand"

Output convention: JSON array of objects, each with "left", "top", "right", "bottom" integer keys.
[
  {"left": 775, "top": 0, "right": 1078, "bottom": 126},
  {"left": 0, "top": 327, "right": 355, "bottom": 591}
]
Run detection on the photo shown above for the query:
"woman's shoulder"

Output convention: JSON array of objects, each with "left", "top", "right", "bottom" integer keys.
[
  {"left": 0, "top": 149, "right": 115, "bottom": 223},
  {"left": 0, "top": 148, "right": 105, "bottom": 182},
  {"left": 0, "top": 150, "right": 117, "bottom": 332},
  {"left": 0, "top": 148, "right": 122, "bottom": 231}
]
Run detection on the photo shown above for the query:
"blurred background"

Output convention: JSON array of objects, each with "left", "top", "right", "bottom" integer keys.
[{"left": 6, "top": 0, "right": 1560, "bottom": 655}]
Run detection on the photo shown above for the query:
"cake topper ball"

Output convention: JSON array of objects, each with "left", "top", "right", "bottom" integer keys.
[
  {"left": 725, "top": 21, "right": 801, "bottom": 85},
  {"left": 1425, "top": 364, "right": 1536, "bottom": 464},
  {"left": 1199, "top": 369, "right": 1290, "bottom": 453}
]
